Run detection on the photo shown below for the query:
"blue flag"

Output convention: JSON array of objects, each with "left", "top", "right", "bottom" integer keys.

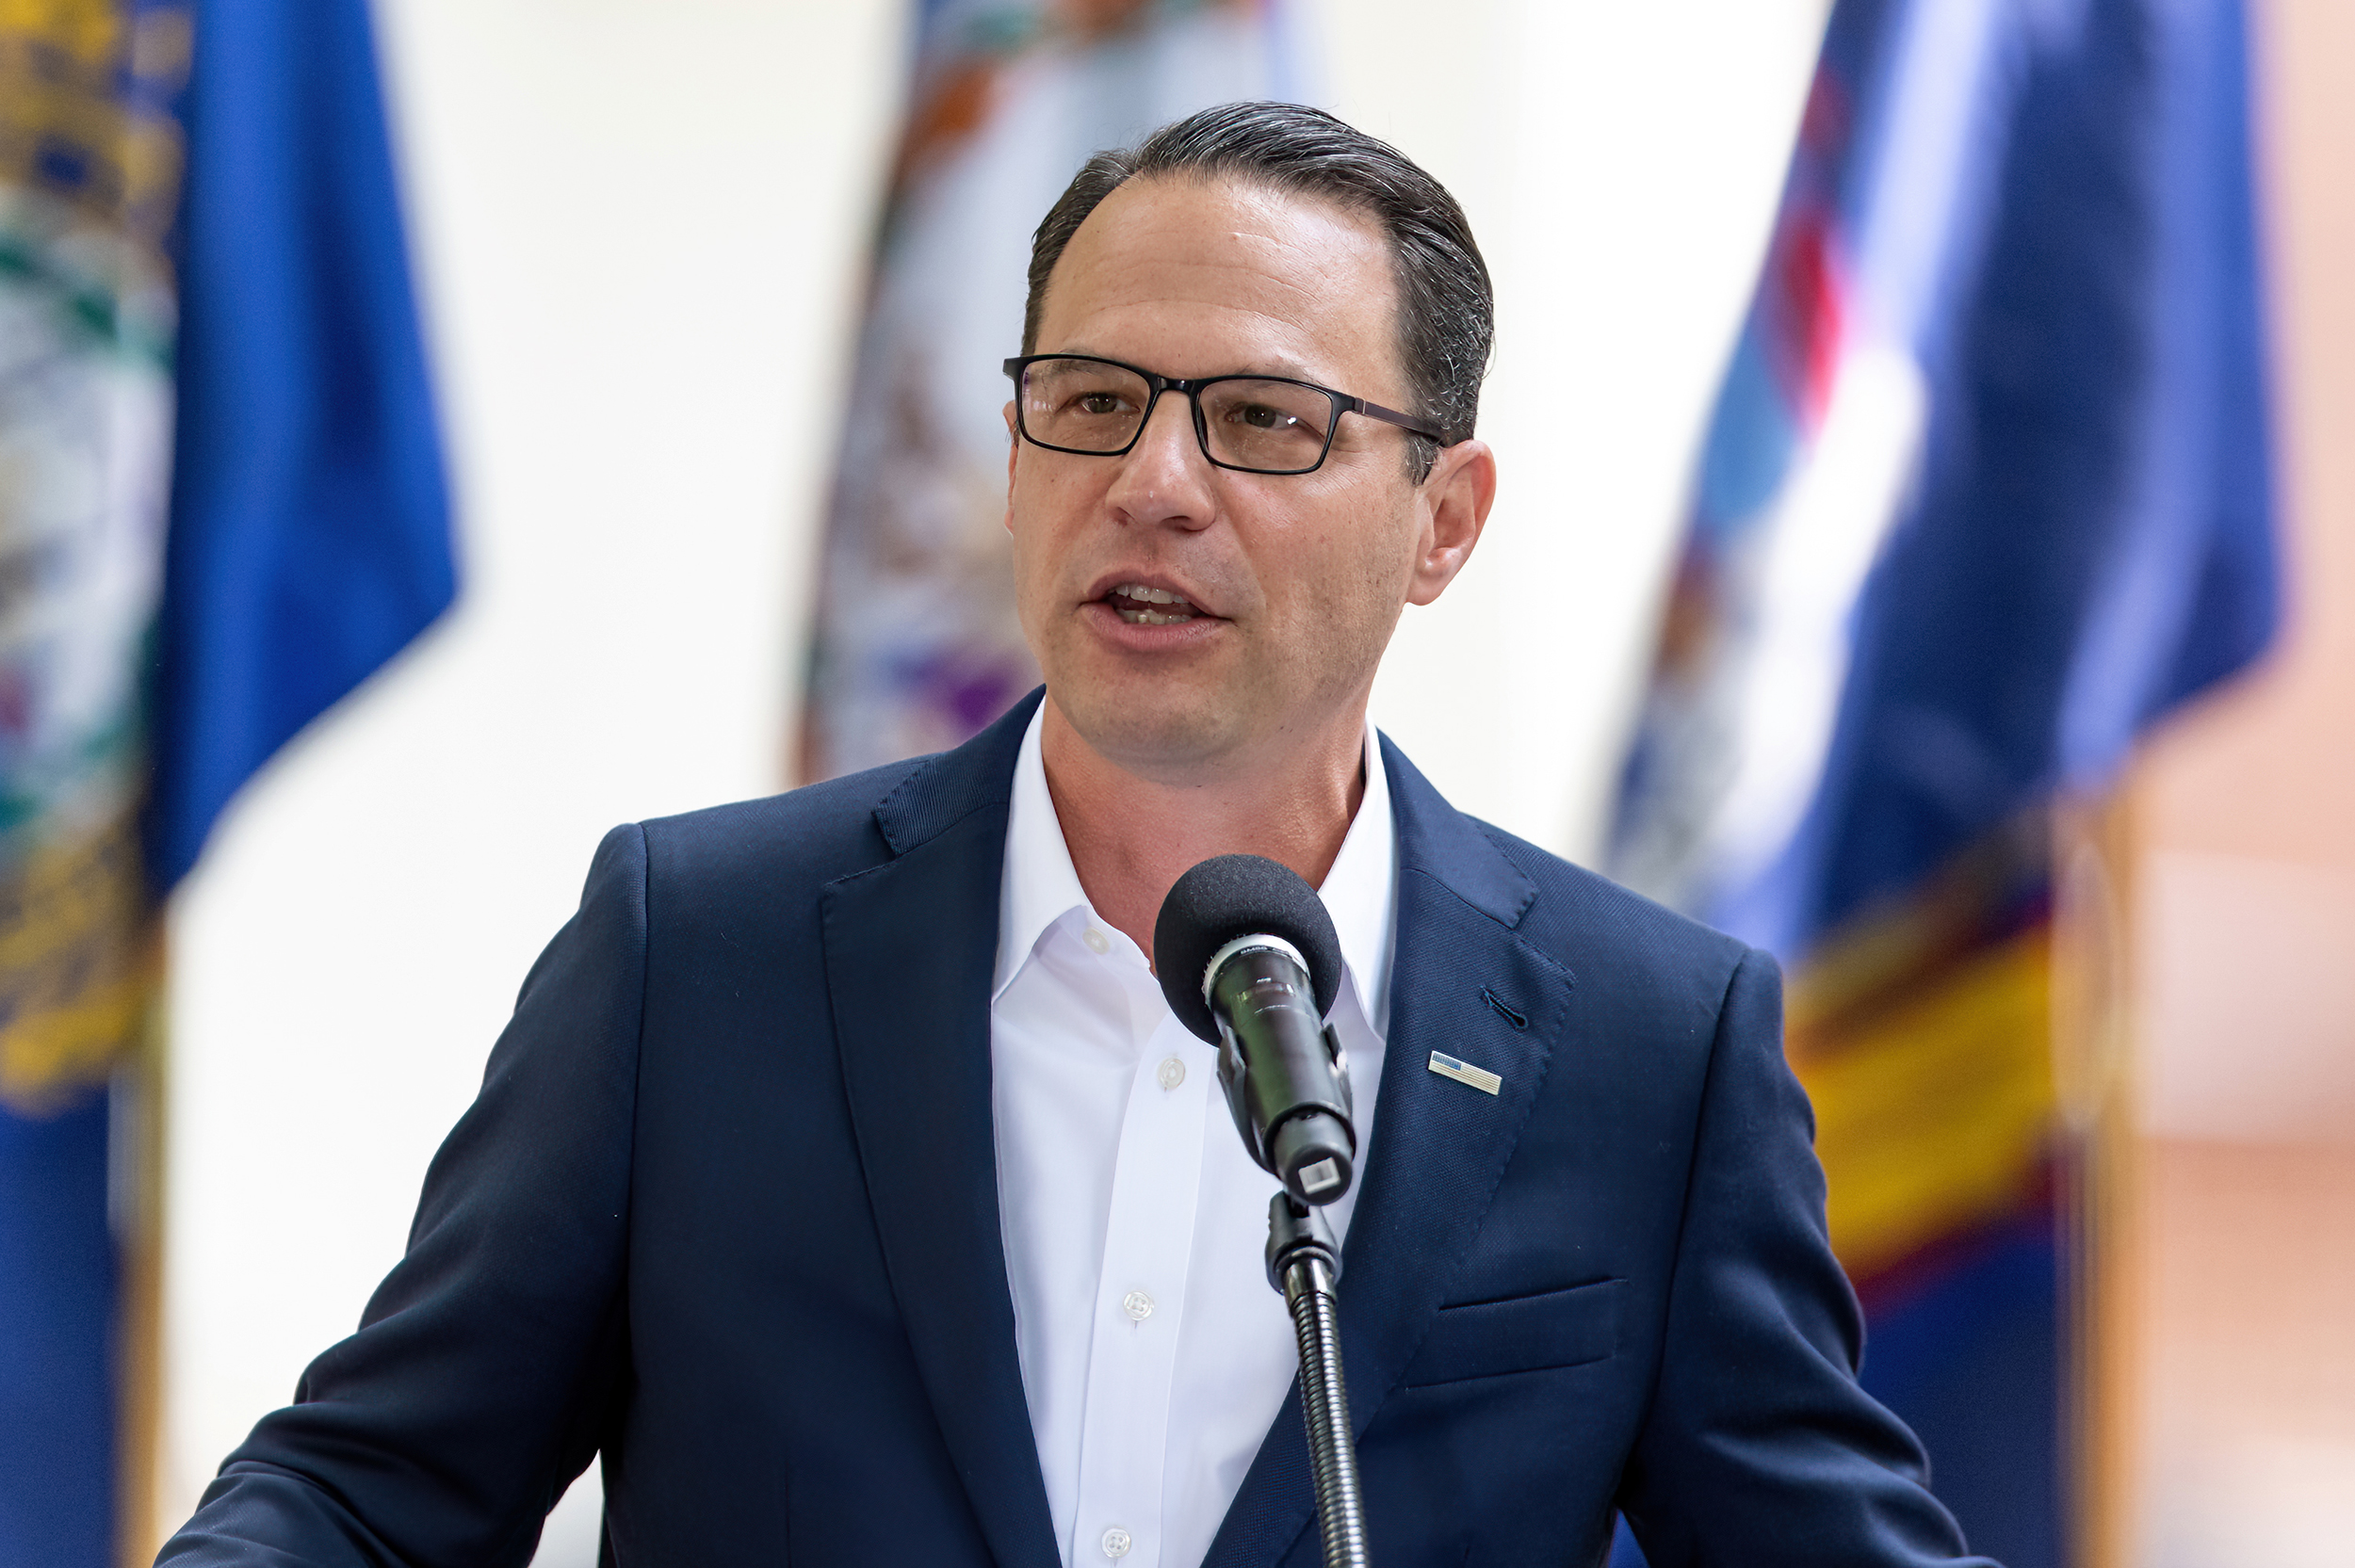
[
  {"left": 146, "top": 0, "right": 457, "bottom": 890},
  {"left": 1608, "top": 0, "right": 2275, "bottom": 1562},
  {"left": 0, "top": 2, "right": 452, "bottom": 1562}
]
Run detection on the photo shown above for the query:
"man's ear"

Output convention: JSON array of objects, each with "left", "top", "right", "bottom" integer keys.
[{"left": 1406, "top": 438, "right": 1497, "bottom": 606}]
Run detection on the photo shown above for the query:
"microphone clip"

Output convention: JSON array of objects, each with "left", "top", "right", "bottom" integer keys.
[{"left": 1264, "top": 1191, "right": 1341, "bottom": 1295}]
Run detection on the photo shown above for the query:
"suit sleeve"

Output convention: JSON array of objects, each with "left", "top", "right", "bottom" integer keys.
[
  {"left": 156, "top": 824, "right": 649, "bottom": 1568},
  {"left": 1616, "top": 947, "right": 2001, "bottom": 1567}
]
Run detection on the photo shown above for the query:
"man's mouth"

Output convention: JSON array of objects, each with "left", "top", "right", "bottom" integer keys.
[{"left": 1105, "top": 583, "right": 1202, "bottom": 625}]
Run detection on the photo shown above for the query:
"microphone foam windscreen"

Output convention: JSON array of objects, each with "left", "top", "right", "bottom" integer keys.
[{"left": 1153, "top": 854, "right": 1344, "bottom": 1043}]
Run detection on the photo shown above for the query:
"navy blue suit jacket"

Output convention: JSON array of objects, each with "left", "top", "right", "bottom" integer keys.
[{"left": 161, "top": 692, "right": 1990, "bottom": 1567}]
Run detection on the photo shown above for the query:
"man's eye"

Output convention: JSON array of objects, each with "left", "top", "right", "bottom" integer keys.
[
  {"left": 1074, "top": 392, "right": 1126, "bottom": 414},
  {"left": 1231, "top": 403, "right": 1294, "bottom": 430}
]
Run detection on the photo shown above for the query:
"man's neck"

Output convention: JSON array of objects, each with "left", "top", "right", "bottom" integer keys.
[{"left": 1038, "top": 696, "right": 1368, "bottom": 966}]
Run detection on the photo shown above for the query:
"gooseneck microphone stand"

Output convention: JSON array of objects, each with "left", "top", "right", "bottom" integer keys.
[{"left": 1266, "top": 1195, "right": 1368, "bottom": 1568}]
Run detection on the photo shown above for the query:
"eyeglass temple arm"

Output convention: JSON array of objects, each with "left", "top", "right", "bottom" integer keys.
[{"left": 1345, "top": 396, "right": 1462, "bottom": 447}]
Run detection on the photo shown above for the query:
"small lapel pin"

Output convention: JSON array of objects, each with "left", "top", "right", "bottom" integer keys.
[{"left": 1428, "top": 1051, "right": 1502, "bottom": 1096}]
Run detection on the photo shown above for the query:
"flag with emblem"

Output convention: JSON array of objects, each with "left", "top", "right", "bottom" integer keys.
[
  {"left": 1607, "top": 0, "right": 2276, "bottom": 1562},
  {"left": 798, "top": 0, "right": 1310, "bottom": 781},
  {"left": 0, "top": 1, "right": 452, "bottom": 1560}
]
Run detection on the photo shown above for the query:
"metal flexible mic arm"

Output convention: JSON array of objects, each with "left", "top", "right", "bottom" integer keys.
[
  {"left": 1155, "top": 855, "right": 1372, "bottom": 1568},
  {"left": 1267, "top": 1195, "right": 1368, "bottom": 1568}
]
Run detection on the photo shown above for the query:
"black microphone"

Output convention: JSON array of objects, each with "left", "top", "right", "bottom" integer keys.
[{"left": 1155, "top": 855, "right": 1356, "bottom": 1207}]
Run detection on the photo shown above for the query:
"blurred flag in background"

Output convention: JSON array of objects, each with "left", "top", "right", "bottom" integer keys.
[
  {"left": 0, "top": 2, "right": 452, "bottom": 1562},
  {"left": 1609, "top": 0, "right": 2276, "bottom": 1563},
  {"left": 800, "top": 0, "right": 1309, "bottom": 781},
  {"left": 0, "top": 6, "right": 185, "bottom": 1555}
]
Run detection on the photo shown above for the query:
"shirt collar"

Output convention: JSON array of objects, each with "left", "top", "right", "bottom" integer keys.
[
  {"left": 1321, "top": 719, "right": 1399, "bottom": 1038},
  {"left": 992, "top": 703, "right": 1399, "bottom": 1037},
  {"left": 994, "top": 708, "right": 1096, "bottom": 1001}
]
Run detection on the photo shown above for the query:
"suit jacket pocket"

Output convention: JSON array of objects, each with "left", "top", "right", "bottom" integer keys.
[{"left": 1402, "top": 1278, "right": 1624, "bottom": 1386}]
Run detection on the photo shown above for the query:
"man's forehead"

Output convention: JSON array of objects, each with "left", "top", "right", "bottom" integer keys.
[
  {"left": 1035, "top": 174, "right": 1400, "bottom": 381},
  {"left": 1061, "top": 175, "right": 1385, "bottom": 285}
]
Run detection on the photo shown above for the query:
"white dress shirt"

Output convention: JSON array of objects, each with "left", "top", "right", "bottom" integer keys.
[{"left": 990, "top": 705, "right": 1398, "bottom": 1568}]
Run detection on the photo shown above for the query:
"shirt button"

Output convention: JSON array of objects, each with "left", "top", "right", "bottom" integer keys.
[
  {"left": 1082, "top": 927, "right": 1111, "bottom": 955},
  {"left": 1122, "top": 1289, "right": 1155, "bottom": 1321},
  {"left": 1102, "top": 1527, "right": 1133, "bottom": 1559},
  {"left": 1156, "top": 1055, "right": 1186, "bottom": 1091}
]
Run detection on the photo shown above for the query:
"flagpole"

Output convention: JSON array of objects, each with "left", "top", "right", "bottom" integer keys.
[
  {"left": 114, "top": 930, "right": 171, "bottom": 1568},
  {"left": 2053, "top": 794, "right": 2141, "bottom": 1568}
]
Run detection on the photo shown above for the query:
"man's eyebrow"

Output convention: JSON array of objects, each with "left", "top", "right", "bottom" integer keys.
[
  {"left": 1053, "top": 346, "right": 1330, "bottom": 382},
  {"left": 1244, "top": 354, "right": 1324, "bottom": 381}
]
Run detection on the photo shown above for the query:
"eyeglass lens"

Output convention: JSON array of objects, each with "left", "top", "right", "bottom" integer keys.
[{"left": 1017, "top": 358, "right": 1333, "bottom": 473}]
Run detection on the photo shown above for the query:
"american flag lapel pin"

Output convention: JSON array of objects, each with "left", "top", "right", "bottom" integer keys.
[{"left": 1427, "top": 1051, "right": 1502, "bottom": 1095}]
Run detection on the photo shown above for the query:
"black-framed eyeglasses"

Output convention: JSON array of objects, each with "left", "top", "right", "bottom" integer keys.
[{"left": 1002, "top": 353, "right": 1458, "bottom": 477}]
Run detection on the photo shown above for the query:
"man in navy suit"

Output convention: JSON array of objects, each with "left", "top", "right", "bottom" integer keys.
[{"left": 161, "top": 104, "right": 1993, "bottom": 1567}]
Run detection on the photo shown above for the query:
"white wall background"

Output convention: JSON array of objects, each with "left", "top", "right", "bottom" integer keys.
[{"left": 155, "top": 3, "right": 1828, "bottom": 1560}]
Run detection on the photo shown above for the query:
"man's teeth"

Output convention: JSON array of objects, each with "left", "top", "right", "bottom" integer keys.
[{"left": 1111, "top": 583, "right": 1197, "bottom": 625}]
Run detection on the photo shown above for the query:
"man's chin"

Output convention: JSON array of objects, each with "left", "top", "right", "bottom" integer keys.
[{"left": 1049, "top": 685, "right": 1245, "bottom": 782}]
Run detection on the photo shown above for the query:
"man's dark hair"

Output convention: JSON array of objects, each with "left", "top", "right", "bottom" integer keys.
[{"left": 1023, "top": 101, "right": 1493, "bottom": 481}]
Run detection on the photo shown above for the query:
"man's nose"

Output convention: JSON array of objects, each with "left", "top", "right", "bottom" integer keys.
[{"left": 1107, "top": 391, "right": 1214, "bottom": 527}]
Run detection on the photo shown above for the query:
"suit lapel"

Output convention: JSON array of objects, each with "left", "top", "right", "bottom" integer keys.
[
  {"left": 825, "top": 693, "right": 1061, "bottom": 1568},
  {"left": 1203, "top": 739, "right": 1576, "bottom": 1568}
]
